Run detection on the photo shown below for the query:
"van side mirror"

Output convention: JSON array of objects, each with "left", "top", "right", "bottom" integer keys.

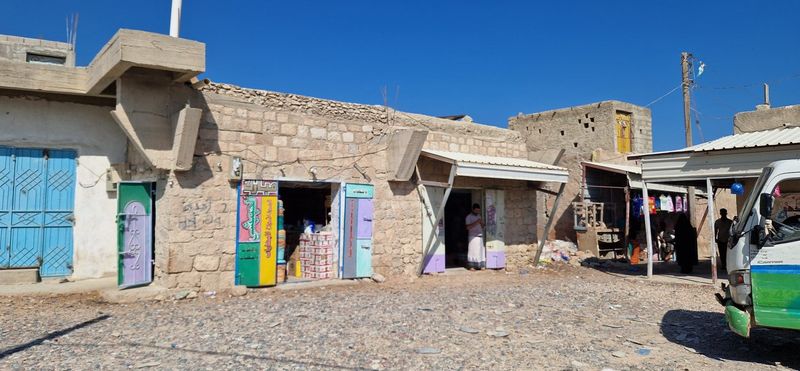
[{"left": 760, "top": 193, "right": 774, "bottom": 218}]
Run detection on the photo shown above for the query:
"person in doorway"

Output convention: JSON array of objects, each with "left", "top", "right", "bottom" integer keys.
[
  {"left": 465, "top": 203, "right": 486, "bottom": 270},
  {"left": 674, "top": 213, "right": 698, "bottom": 274},
  {"left": 714, "top": 208, "right": 733, "bottom": 270}
]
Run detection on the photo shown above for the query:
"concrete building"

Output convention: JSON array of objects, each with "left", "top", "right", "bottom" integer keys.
[
  {"left": 0, "top": 34, "right": 75, "bottom": 67},
  {"left": 0, "top": 29, "right": 569, "bottom": 291},
  {"left": 734, "top": 104, "right": 800, "bottom": 134},
  {"left": 509, "top": 101, "right": 653, "bottom": 241}
]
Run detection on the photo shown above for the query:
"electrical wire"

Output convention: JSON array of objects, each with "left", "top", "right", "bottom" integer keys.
[{"left": 644, "top": 84, "right": 682, "bottom": 107}]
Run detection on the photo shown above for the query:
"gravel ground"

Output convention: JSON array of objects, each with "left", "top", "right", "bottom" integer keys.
[{"left": 1, "top": 265, "right": 798, "bottom": 370}]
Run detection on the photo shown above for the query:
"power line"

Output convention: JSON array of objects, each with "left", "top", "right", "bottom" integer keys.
[{"left": 644, "top": 84, "right": 682, "bottom": 107}]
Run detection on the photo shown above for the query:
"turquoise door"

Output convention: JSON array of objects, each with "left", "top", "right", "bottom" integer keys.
[
  {"left": 342, "top": 184, "right": 374, "bottom": 278},
  {"left": 0, "top": 147, "right": 76, "bottom": 276}
]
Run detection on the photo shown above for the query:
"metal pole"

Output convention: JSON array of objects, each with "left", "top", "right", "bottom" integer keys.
[
  {"left": 707, "top": 178, "right": 718, "bottom": 285},
  {"left": 170, "top": 0, "right": 182, "bottom": 37},
  {"left": 534, "top": 182, "right": 566, "bottom": 265},
  {"left": 642, "top": 181, "right": 654, "bottom": 278}
]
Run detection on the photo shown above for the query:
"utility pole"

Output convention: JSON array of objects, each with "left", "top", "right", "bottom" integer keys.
[
  {"left": 681, "top": 52, "right": 697, "bottom": 228},
  {"left": 681, "top": 52, "right": 692, "bottom": 147}
]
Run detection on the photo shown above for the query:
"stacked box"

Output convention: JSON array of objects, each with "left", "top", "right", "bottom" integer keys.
[{"left": 299, "top": 232, "right": 335, "bottom": 280}]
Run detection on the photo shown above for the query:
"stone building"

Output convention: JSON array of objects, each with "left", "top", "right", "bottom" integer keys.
[
  {"left": 509, "top": 101, "right": 652, "bottom": 241},
  {"left": 0, "top": 29, "right": 568, "bottom": 291}
]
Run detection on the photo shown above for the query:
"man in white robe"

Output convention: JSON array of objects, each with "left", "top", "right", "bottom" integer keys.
[{"left": 465, "top": 203, "right": 486, "bottom": 270}]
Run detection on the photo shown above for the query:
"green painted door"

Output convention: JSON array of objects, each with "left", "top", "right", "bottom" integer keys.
[{"left": 117, "top": 182, "right": 153, "bottom": 288}]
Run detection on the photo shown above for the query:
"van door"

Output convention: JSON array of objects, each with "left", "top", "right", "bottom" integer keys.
[{"left": 752, "top": 177, "right": 800, "bottom": 330}]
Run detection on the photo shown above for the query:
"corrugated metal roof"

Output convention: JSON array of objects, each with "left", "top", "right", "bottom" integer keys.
[
  {"left": 636, "top": 127, "right": 800, "bottom": 158},
  {"left": 421, "top": 149, "right": 567, "bottom": 172},
  {"left": 688, "top": 127, "right": 800, "bottom": 151}
]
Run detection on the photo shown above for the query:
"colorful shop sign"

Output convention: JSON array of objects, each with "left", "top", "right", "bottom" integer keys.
[{"left": 235, "top": 180, "right": 278, "bottom": 287}]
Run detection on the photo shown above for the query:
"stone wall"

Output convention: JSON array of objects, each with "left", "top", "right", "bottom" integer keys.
[
  {"left": 734, "top": 104, "right": 800, "bottom": 134},
  {"left": 153, "top": 82, "right": 541, "bottom": 290},
  {"left": 508, "top": 101, "right": 652, "bottom": 242}
]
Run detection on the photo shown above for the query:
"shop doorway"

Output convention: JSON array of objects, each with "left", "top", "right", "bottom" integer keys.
[
  {"left": 444, "top": 190, "right": 472, "bottom": 268},
  {"left": 278, "top": 181, "right": 336, "bottom": 282}
]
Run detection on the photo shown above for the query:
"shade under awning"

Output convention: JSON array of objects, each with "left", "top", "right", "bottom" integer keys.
[{"left": 420, "top": 149, "right": 569, "bottom": 183}]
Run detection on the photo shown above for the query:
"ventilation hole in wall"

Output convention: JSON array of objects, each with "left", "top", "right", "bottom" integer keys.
[
  {"left": 538, "top": 129, "right": 542, "bottom": 134},
  {"left": 640, "top": 129, "right": 643, "bottom": 134},
  {"left": 585, "top": 113, "right": 589, "bottom": 118},
  {"left": 573, "top": 142, "right": 578, "bottom": 148},
  {"left": 578, "top": 119, "right": 582, "bottom": 124},
  {"left": 584, "top": 123, "right": 589, "bottom": 129},
  {"left": 591, "top": 127, "right": 595, "bottom": 132},
  {"left": 590, "top": 117, "right": 595, "bottom": 122},
  {"left": 560, "top": 130, "right": 565, "bottom": 136}
]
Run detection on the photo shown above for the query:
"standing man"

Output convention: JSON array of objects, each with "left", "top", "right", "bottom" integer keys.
[
  {"left": 714, "top": 208, "right": 733, "bottom": 271},
  {"left": 465, "top": 203, "right": 486, "bottom": 270}
]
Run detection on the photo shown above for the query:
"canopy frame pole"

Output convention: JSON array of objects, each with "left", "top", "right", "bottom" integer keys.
[
  {"left": 534, "top": 182, "right": 566, "bottom": 265},
  {"left": 417, "top": 164, "right": 456, "bottom": 276},
  {"left": 707, "top": 178, "right": 718, "bottom": 285},
  {"left": 642, "top": 181, "right": 654, "bottom": 278}
]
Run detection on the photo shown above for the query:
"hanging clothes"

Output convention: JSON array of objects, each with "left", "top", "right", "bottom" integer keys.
[
  {"left": 675, "top": 195, "right": 683, "bottom": 212},
  {"left": 648, "top": 196, "right": 657, "bottom": 215},
  {"left": 632, "top": 196, "right": 642, "bottom": 219},
  {"left": 660, "top": 195, "right": 674, "bottom": 212},
  {"left": 654, "top": 196, "right": 661, "bottom": 211}
]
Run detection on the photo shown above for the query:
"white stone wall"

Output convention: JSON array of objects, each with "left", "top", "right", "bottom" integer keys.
[{"left": 0, "top": 95, "right": 126, "bottom": 279}]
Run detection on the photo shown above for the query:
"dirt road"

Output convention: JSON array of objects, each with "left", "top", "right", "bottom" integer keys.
[{"left": 1, "top": 265, "right": 797, "bottom": 370}]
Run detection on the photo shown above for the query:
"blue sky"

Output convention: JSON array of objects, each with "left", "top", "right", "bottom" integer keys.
[{"left": 4, "top": 1, "right": 799, "bottom": 151}]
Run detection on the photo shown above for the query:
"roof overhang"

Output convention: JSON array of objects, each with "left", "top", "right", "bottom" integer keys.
[
  {"left": 638, "top": 144, "right": 800, "bottom": 185},
  {"left": 0, "top": 29, "right": 205, "bottom": 97},
  {"left": 420, "top": 149, "right": 569, "bottom": 183},
  {"left": 581, "top": 161, "right": 688, "bottom": 194}
]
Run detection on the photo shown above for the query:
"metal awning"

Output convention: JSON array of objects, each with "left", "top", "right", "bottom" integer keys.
[
  {"left": 631, "top": 128, "right": 800, "bottom": 184},
  {"left": 420, "top": 149, "right": 569, "bottom": 183},
  {"left": 582, "top": 161, "right": 688, "bottom": 194}
]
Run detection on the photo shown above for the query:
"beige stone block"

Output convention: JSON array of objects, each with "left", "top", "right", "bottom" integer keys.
[
  {"left": 236, "top": 108, "right": 248, "bottom": 118},
  {"left": 168, "top": 250, "right": 194, "bottom": 273},
  {"left": 327, "top": 132, "right": 341, "bottom": 142},
  {"left": 194, "top": 255, "right": 220, "bottom": 272},
  {"left": 342, "top": 132, "right": 354, "bottom": 142},
  {"left": 220, "top": 254, "right": 236, "bottom": 271},
  {"left": 297, "top": 125, "right": 309, "bottom": 137},
  {"left": 311, "top": 127, "right": 327, "bottom": 139},
  {"left": 223, "top": 107, "right": 235, "bottom": 115},
  {"left": 248, "top": 110, "right": 263, "bottom": 119},
  {"left": 280, "top": 124, "right": 297, "bottom": 136},
  {"left": 277, "top": 148, "right": 299, "bottom": 163},
  {"left": 200, "top": 272, "right": 221, "bottom": 291},
  {"left": 240, "top": 133, "right": 257, "bottom": 145},
  {"left": 273, "top": 136, "right": 288, "bottom": 147},
  {"left": 247, "top": 120, "right": 263, "bottom": 133},
  {"left": 265, "top": 146, "right": 278, "bottom": 161},
  {"left": 290, "top": 138, "right": 309, "bottom": 148},
  {"left": 277, "top": 113, "right": 289, "bottom": 123},
  {"left": 218, "top": 271, "right": 235, "bottom": 290},
  {"left": 177, "top": 271, "right": 201, "bottom": 288},
  {"left": 219, "top": 131, "right": 239, "bottom": 142},
  {"left": 362, "top": 125, "right": 373, "bottom": 132},
  {"left": 264, "top": 111, "right": 276, "bottom": 121}
]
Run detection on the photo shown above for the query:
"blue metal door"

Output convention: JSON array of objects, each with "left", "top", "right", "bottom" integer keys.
[{"left": 0, "top": 147, "right": 76, "bottom": 276}]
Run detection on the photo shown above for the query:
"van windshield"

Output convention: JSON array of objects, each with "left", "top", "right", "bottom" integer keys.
[{"left": 734, "top": 167, "right": 773, "bottom": 235}]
